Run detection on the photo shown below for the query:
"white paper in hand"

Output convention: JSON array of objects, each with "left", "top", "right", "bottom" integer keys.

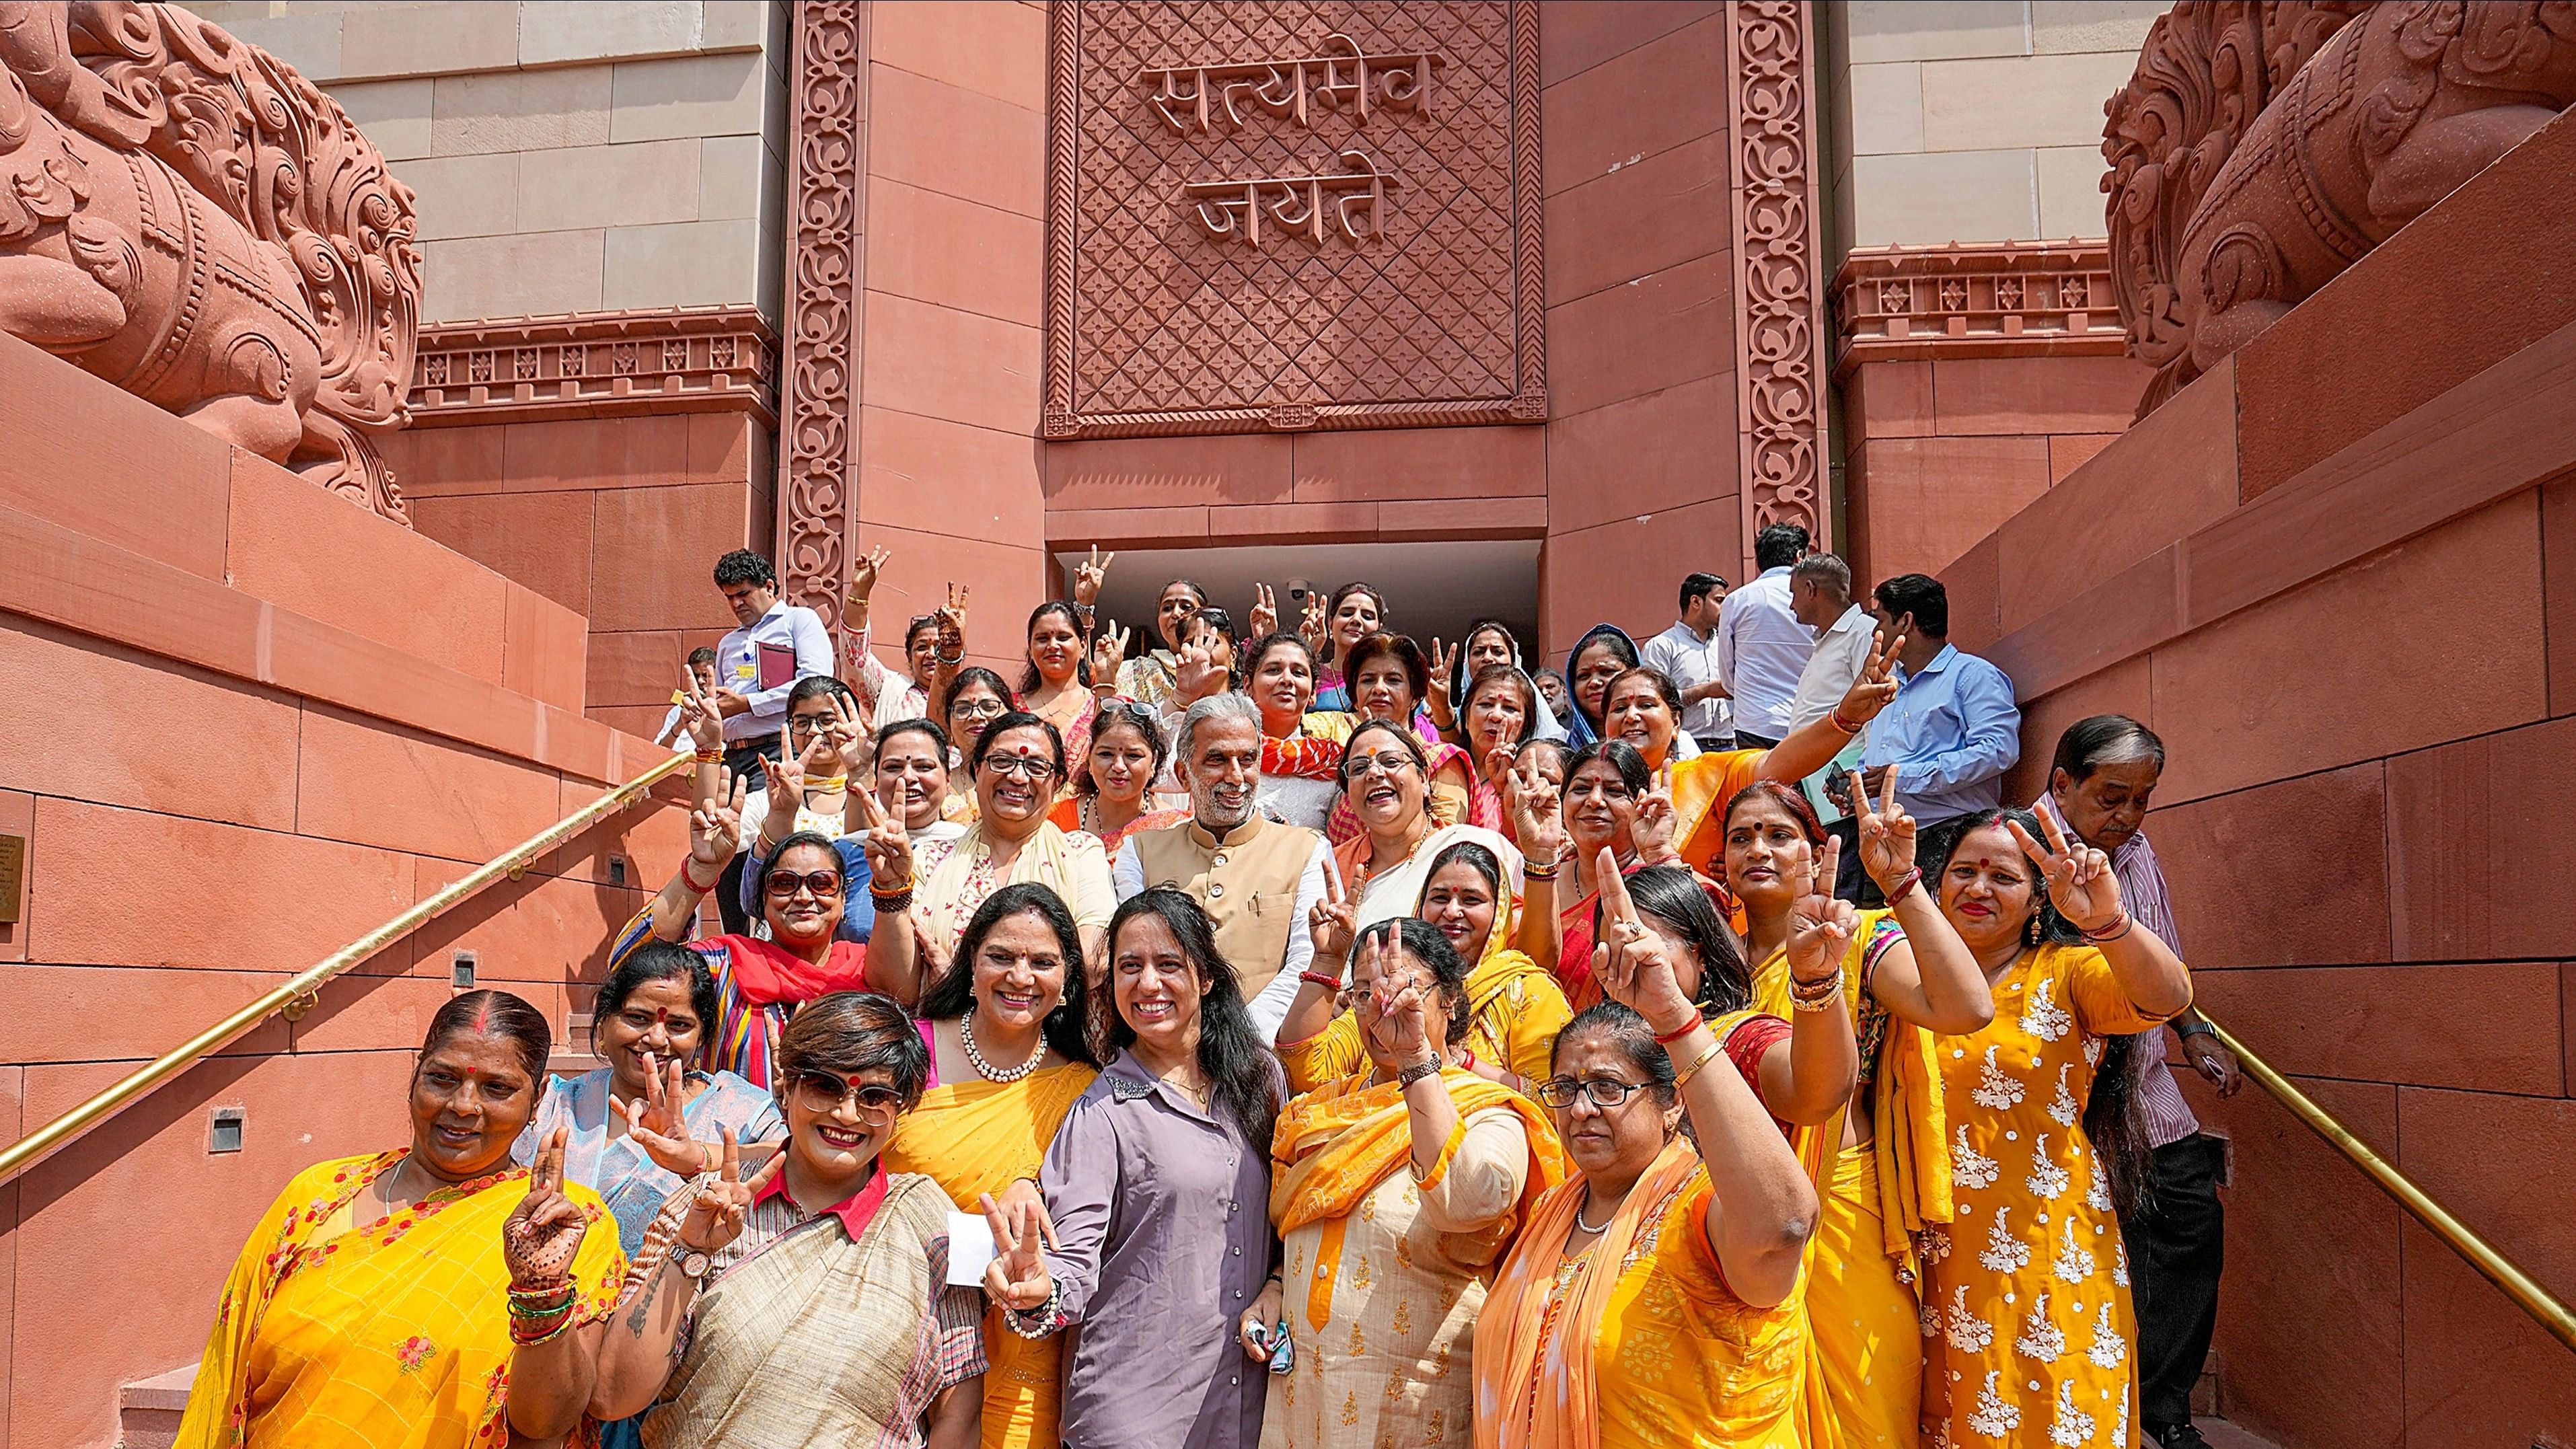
[{"left": 946, "top": 1209, "right": 997, "bottom": 1287}]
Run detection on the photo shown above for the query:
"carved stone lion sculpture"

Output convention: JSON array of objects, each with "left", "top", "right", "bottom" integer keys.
[
  {"left": 0, "top": 1, "right": 419, "bottom": 521},
  {"left": 2107, "top": 1, "right": 2576, "bottom": 418}
]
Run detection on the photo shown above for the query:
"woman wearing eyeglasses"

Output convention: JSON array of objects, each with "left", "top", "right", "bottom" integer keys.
[
  {"left": 941, "top": 667, "right": 1016, "bottom": 824},
  {"left": 869, "top": 712, "right": 1115, "bottom": 981},
  {"left": 981, "top": 888, "right": 1286, "bottom": 1449},
  {"left": 589, "top": 990, "right": 991, "bottom": 1446},
  {"left": 1473, "top": 862, "right": 1823, "bottom": 1449},
  {"left": 1257, "top": 919, "right": 1563, "bottom": 1449},
  {"left": 1329, "top": 720, "right": 1521, "bottom": 935},
  {"left": 610, "top": 775, "right": 875, "bottom": 1088},
  {"left": 1322, "top": 632, "right": 1474, "bottom": 847}
]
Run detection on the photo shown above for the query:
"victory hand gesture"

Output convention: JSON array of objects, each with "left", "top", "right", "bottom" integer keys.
[
  {"left": 846, "top": 544, "right": 891, "bottom": 608},
  {"left": 852, "top": 784, "right": 915, "bottom": 888},
  {"left": 1849, "top": 768, "right": 1916, "bottom": 893},
  {"left": 678, "top": 1128, "right": 780, "bottom": 1253},
  {"left": 1307, "top": 856, "right": 1356, "bottom": 967},
  {"left": 936, "top": 585, "right": 969, "bottom": 660},
  {"left": 1786, "top": 836, "right": 1857, "bottom": 985},
  {"left": 689, "top": 776, "right": 749, "bottom": 869},
  {"left": 981, "top": 1190, "right": 1056, "bottom": 1312},
  {"left": 1833, "top": 628, "right": 1908, "bottom": 729},
  {"left": 825, "top": 690, "right": 873, "bottom": 777},
  {"left": 1175, "top": 638, "right": 1225, "bottom": 702},
  {"left": 1426, "top": 638, "right": 1459, "bottom": 715},
  {"left": 1358, "top": 932, "right": 1432, "bottom": 1070},
  {"left": 622, "top": 1057, "right": 714, "bottom": 1178},
  {"left": 1297, "top": 594, "right": 1329, "bottom": 655},
  {"left": 1072, "top": 546, "right": 1113, "bottom": 607},
  {"left": 2005, "top": 808, "right": 2123, "bottom": 933},
  {"left": 503, "top": 1128, "right": 588, "bottom": 1290},
  {"left": 1632, "top": 762, "right": 1680, "bottom": 865},
  {"left": 678, "top": 666, "right": 726, "bottom": 753},
  {"left": 1507, "top": 753, "right": 1565, "bottom": 865},
  {"left": 1090, "top": 620, "right": 1131, "bottom": 683},
  {"left": 1248, "top": 583, "right": 1279, "bottom": 640},
  {"left": 1590, "top": 849, "right": 1699, "bottom": 1034}
]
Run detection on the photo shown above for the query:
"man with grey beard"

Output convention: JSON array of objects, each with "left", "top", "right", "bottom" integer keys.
[{"left": 1110, "top": 691, "right": 1331, "bottom": 1039}]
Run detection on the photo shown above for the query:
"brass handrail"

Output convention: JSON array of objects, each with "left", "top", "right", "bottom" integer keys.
[
  {"left": 2204, "top": 1016, "right": 2576, "bottom": 1353},
  {"left": 0, "top": 750, "right": 694, "bottom": 1187}
]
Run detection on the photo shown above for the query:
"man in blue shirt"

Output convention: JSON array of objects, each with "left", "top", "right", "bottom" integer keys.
[{"left": 1856, "top": 572, "right": 2020, "bottom": 845}]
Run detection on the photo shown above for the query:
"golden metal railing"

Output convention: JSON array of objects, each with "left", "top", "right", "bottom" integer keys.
[
  {"left": 2204, "top": 1016, "right": 2576, "bottom": 1353},
  {"left": 0, "top": 751, "right": 694, "bottom": 1188}
]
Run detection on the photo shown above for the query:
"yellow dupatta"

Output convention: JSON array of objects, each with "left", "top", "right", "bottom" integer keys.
[
  {"left": 1270, "top": 1069, "right": 1565, "bottom": 1331},
  {"left": 1746, "top": 912, "right": 1952, "bottom": 1267},
  {"left": 884, "top": 1062, "right": 1099, "bottom": 1449},
  {"left": 1457, "top": 880, "right": 1574, "bottom": 1086},
  {"left": 178, "top": 1151, "right": 624, "bottom": 1449},
  {"left": 1667, "top": 749, "right": 1764, "bottom": 876}
]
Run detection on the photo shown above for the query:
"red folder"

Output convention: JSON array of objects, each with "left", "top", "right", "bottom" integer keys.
[{"left": 757, "top": 641, "right": 797, "bottom": 691}]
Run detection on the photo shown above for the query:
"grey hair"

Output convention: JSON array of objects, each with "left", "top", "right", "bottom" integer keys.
[
  {"left": 1790, "top": 552, "right": 1852, "bottom": 596},
  {"left": 1177, "top": 690, "right": 1264, "bottom": 761}
]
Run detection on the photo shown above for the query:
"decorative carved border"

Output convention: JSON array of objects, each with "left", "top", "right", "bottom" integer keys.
[
  {"left": 1831, "top": 241, "right": 2122, "bottom": 378},
  {"left": 1039, "top": 0, "right": 1546, "bottom": 439},
  {"left": 776, "top": 0, "right": 868, "bottom": 638},
  {"left": 406, "top": 307, "right": 775, "bottom": 427},
  {"left": 1722, "top": 0, "right": 1830, "bottom": 566}
]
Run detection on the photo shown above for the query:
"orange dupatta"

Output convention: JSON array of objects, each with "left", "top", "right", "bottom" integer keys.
[
  {"left": 1270, "top": 1069, "right": 1565, "bottom": 1333},
  {"left": 1471, "top": 1135, "right": 1703, "bottom": 1449}
]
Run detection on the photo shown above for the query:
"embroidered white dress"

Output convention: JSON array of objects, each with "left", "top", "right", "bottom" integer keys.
[{"left": 1919, "top": 943, "right": 2181, "bottom": 1448}]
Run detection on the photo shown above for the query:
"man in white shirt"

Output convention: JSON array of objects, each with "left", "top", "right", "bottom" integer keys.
[
  {"left": 1715, "top": 523, "right": 1818, "bottom": 747},
  {"left": 1641, "top": 572, "right": 1732, "bottom": 751},
  {"left": 1111, "top": 692, "right": 1331, "bottom": 1039},
  {"left": 1786, "top": 553, "right": 1875, "bottom": 732},
  {"left": 710, "top": 548, "right": 834, "bottom": 932}
]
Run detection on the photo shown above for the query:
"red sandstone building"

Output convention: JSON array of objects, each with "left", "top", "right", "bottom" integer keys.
[{"left": 1, "top": 2, "right": 2571, "bottom": 1444}]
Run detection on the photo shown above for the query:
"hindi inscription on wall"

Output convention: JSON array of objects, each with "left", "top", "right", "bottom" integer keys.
[{"left": 1043, "top": 1, "right": 1543, "bottom": 439}]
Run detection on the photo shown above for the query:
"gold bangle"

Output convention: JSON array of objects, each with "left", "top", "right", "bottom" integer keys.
[
  {"left": 1672, "top": 1035, "right": 1726, "bottom": 1089},
  {"left": 1789, "top": 969, "right": 1845, "bottom": 1012}
]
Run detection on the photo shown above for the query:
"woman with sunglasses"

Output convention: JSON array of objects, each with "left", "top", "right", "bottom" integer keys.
[
  {"left": 885, "top": 884, "right": 1101, "bottom": 1449},
  {"left": 868, "top": 712, "right": 1115, "bottom": 980},
  {"left": 1473, "top": 861, "right": 1824, "bottom": 1449},
  {"left": 610, "top": 775, "right": 875, "bottom": 1087},
  {"left": 590, "top": 991, "right": 990, "bottom": 1444},
  {"left": 1259, "top": 920, "right": 1565, "bottom": 1449},
  {"left": 982, "top": 888, "right": 1285, "bottom": 1449},
  {"left": 1048, "top": 702, "right": 1186, "bottom": 854},
  {"left": 842, "top": 546, "right": 965, "bottom": 726},
  {"left": 1718, "top": 778, "right": 1992, "bottom": 1449},
  {"left": 941, "top": 667, "right": 1016, "bottom": 823},
  {"left": 1914, "top": 807, "right": 2189, "bottom": 1449}
]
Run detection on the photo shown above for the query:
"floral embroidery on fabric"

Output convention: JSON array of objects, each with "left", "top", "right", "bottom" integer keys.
[
  {"left": 1952, "top": 1125, "right": 1999, "bottom": 1190},
  {"left": 2014, "top": 1291, "right": 2065, "bottom": 1362},
  {"left": 1944, "top": 1286, "right": 1994, "bottom": 1352},
  {"left": 2024, "top": 1134, "right": 2070, "bottom": 1201},
  {"left": 1972, "top": 1045, "right": 2024, "bottom": 1109},
  {"left": 2046, "top": 1064, "right": 2080, "bottom": 1127},
  {"left": 2086, "top": 1301, "right": 2128, "bottom": 1369},
  {"left": 1966, "top": 1369, "right": 2021, "bottom": 1437},
  {"left": 394, "top": 1335, "right": 436, "bottom": 1373},
  {"left": 2047, "top": 1378, "right": 2096, "bottom": 1445},
  {"left": 2052, "top": 1215, "right": 2097, "bottom": 1284},
  {"left": 2020, "top": 977, "right": 2071, "bottom": 1042},
  {"left": 1978, "top": 1205, "right": 2030, "bottom": 1272}
]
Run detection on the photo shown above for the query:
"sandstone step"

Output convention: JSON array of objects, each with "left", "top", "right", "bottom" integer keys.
[
  {"left": 2198, "top": 1417, "right": 2283, "bottom": 1449},
  {"left": 118, "top": 1362, "right": 196, "bottom": 1449}
]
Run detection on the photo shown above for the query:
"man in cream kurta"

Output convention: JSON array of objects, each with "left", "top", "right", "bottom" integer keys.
[{"left": 1113, "top": 693, "right": 1330, "bottom": 1039}]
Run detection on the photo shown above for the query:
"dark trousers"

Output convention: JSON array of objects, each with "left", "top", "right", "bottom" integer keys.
[
  {"left": 2122, "top": 1132, "right": 2227, "bottom": 1428},
  {"left": 713, "top": 734, "right": 783, "bottom": 936},
  {"left": 1826, "top": 815, "right": 1876, "bottom": 905},
  {"left": 1734, "top": 728, "right": 1782, "bottom": 750},
  {"left": 1692, "top": 733, "right": 1737, "bottom": 754}
]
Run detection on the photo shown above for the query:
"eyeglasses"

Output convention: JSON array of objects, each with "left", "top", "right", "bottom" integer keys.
[
  {"left": 788, "top": 714, "right": 834, "bottom": 737},
  {"left": 1533, "top": 1076, "right": 1656, "bottom": 1110},
  {"left": 764, "top": 869, "right": 844, "bottom": 898},
  {"left": 789, "top": 1069, "right": 906, "bottom": 1116},
  {"left": 953, "top": 698, "right": 1009, "bottom": 720},
  {"left": 1341, "top": 752, "right": 1418, "bottom": 782},
  {"left": 980, "top": 754, "right": 1057, "bottom": 780}
]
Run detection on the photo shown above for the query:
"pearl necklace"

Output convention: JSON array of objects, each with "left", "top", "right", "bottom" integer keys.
[
  {"left": 959, "top": 1006, "right": 1041, "bottom": 1084},
  {"left": 1574, "top": 1187, "right": 1618, "bottom": 1236}
]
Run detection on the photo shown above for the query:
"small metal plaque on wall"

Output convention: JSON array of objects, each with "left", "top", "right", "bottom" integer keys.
[
  {"left": 1042, "top": 0, "right": 1545, "bottom": 438},
  {"left": 0, "top": 833, "right": 22, "bottom": 924}
]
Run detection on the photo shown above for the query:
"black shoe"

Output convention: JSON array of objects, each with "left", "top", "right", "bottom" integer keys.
[{"left": 2150, "top": 1423, "right": 2211, "bottom": 1449}]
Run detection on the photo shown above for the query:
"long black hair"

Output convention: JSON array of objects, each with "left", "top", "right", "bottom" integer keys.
[
  {"left": 1615, "top": 865, "right": 1753, "bottom": 1016},
  {"left": 918, "top": 882, "right": 1096, "bottom": 1064},
  {"left": 1075, "top": 702, "right": 1169, "bottom": 800},
  {"left": 1019, "top": 600, "right": 1092, "bottom": 696},
  {"left": 1101, "top": 887, "right": 1280, "bottom": 1148},
  {"left": 1926, "top": 808, "right": 2151, "bottom": 1218}
]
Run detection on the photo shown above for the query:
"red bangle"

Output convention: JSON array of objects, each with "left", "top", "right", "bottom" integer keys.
[
  {"left": 1652, "top": 1016, "right": 1703, "bottom": 1045},
  {"left": 1885, "top": 867, "right": 1923, "bottom": 905},
  {"left": 692, "top": 747, "right": 723, "bottom": 764},
  {"left": 1828, "top": 710, "right": 1859, "bottom": 734},
  {"left": 679, "top": 856, "right": 722, "bottom": 895},
  {"left": 1300, "top": 971, "right": 1344, "bottom": 992}
]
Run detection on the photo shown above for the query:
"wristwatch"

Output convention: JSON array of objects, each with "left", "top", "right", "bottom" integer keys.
[
  {"left": 1397, "top": 1057, "right": 1442, "bottom": 1088},
  {"left": 676, "top": 1249, "right": 713, "bottom": 1281}
]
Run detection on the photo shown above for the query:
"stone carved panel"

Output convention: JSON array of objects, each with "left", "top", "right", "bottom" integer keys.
[
  {"left": 1723, "top": 0, "right": 1829, "bottom": 558},
  {"left": 410, "top": 306, "right": 774, "bottom": 427},
  {"left": 1832, "top": 241, "right": 2121, "bottom": 376},
  {"left": 1043, "top": 1, "right": 1543, "bottom": 439},
  {"left": 0, "top": 0, "right": 421, "bottom": 522},
  {"left": 776, "top": 0, "right": 866, "bottom": 637}
]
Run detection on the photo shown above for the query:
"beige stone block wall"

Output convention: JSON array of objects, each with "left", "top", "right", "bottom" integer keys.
[
  {"left": 178, "top": 1, "right": 788, "bottom": 326},
  {"left": 1821, "top": 0, "right": 2168, "bottom": 258}
]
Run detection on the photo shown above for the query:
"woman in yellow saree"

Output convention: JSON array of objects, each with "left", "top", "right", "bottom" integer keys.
[
  {"left": 1254, "top": 919, "right": 1565, "bottom": 1449},
  {"left": 883, "top": 882, "right": 1103, "bottom": 1449},
  {"left": 177, "top": 991, "right": 626, "bottom": 1449},
  {"left": 1276, "top": 838, "right": 1572, "bottom": 1094},
  {"left": 1718, "top": 778, "right": 1995, "bottom": 1448},
  {"left": 1473, "top": 862, "right": 1823, "bottom": 1449}
]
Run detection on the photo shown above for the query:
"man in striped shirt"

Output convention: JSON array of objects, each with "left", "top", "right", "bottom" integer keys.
[{"left": 2038, "top": 714, "right": 2240, "bottom": 1449}]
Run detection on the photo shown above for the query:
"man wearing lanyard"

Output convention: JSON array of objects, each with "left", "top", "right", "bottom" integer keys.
[{"left": 709, "top": 549, "right": 833, "bottom": 931}]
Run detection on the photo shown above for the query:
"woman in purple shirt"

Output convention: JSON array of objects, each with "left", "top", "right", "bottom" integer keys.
[{"left": 987, "top": 887, "right": 1286, "bottom": 1449}]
